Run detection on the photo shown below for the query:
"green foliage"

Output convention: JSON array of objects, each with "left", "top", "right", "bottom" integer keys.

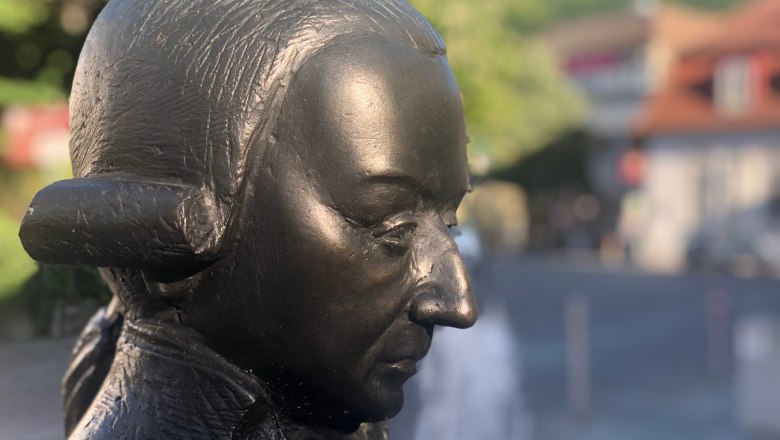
[
  {"left": 678, "top": 0, "right": 742, "bottom": 9},
  {"left": 0, "top": 214, "right": 36, "bottom": 299},
  {"left": 19, "top": 265, "right": 111, "bottom": 335},
  {"left": 492, "top": 129, "right": 597, "bottom": 191},
  {"left": 410, "top": 0, "right": 587, "bottom": 173},
  {"left": 0, "top": 0, "right": 48, "bottom": 34},
  {"left": 0, "top": 0, "right": 106, "bottom": 105},
  {"left": 0, "top": 77, "right": 64, "bottom": 106}
]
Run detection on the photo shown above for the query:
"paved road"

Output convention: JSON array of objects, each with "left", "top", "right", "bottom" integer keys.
[
  {"left": 0, "top": 337, "right": 73, "bottom": 440},
  {"left": 4, "top": 257, "right": 780, "bottom": 439}
]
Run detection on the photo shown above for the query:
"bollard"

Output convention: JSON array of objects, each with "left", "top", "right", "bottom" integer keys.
[
  {"left": 707, "top": 288, "right": 731, "bottom": 381},
  {"left": 565, "top": 292, "right": 591, "bottom": 419}
]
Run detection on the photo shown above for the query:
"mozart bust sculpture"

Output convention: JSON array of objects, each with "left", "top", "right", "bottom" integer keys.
[{"left": 19, "top": 0, "right": 477, "bottom": 438}]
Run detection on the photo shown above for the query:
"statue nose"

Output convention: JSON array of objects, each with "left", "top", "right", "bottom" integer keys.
[{"left": 410, "top": 229, "right": 478, "bottom": 329}]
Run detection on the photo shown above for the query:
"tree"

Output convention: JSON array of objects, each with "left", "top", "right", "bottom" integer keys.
[{"left": 0, "top": 0, "right": 106, "bottom": 106}]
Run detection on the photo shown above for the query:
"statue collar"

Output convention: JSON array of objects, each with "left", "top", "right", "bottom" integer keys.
[{"left": 110, "top": 319, "right": 386, "bottom": 440}]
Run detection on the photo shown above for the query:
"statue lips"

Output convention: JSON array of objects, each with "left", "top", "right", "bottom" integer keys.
[{"left": 375, "top": 325, "right": 432, "bottom": 380}]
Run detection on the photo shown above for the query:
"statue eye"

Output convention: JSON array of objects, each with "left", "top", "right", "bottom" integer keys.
[
  {"left": 382, "top": 223, "right": 416, "bottom": 242},
  {"left": 372, "top": 214, "right": 417, "bottom": 252}
]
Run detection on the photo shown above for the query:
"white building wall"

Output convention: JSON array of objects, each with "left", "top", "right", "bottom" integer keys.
[
  {"left": 630, "top": 132, "right": 780, "bottom": 272},
  {"left": 734, "top": 146, "right": 775, "bottom": 209},
  {"left": 633, "top": 146, "right": 701, "bottom": 272}
]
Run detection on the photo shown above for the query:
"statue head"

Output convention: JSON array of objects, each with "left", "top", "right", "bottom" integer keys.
[{"left": 21, "top": 0, "right": 476, "bottom": 431}]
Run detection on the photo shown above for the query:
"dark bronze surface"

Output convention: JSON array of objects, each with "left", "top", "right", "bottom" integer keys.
[{"left": 20, "top": 1, "right": 477, "bottom": 438}]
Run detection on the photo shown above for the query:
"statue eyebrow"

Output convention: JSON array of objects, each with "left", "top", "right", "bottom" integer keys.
[
  {"left": 353, "top": 173, "right": 469, "bottom": 212},
  {"left": 357, "top": 173, "right": 434, "bottom": 199}
]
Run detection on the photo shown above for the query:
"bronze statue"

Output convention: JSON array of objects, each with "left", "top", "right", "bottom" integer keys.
[{"left": 19, "top": 0, "right": 477, "bottom": 438}]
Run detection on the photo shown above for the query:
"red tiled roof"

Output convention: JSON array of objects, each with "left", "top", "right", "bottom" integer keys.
[
  {"left": 635, "top": 0, "right": 780, "bottom": 136},
  {"left": 690, "top": 0, "right": 780, "bottom": 56},
  {"left": 652, "top": 4, "right": 724, "bottom": 55}
]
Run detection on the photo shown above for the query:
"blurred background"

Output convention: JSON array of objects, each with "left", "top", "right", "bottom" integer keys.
[{"left": 2, "top": 0, "right": 780, "bottom": 439}]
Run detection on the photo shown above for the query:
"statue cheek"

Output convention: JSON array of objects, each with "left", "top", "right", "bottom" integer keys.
[{"left": 361, "top": 246, "right": 414, "bottom": 291}]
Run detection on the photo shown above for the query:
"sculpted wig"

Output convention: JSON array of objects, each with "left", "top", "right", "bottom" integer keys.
[{"left": 21, "top": 0, "right": 445, "bottom": 277}]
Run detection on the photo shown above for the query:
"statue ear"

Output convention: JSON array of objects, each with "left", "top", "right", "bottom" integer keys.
[{"left": 19, "top": 178, "right": 225, "bottom": 272}]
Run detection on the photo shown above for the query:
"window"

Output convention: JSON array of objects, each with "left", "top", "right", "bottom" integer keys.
[{"left": 714, "top": 55, "right": 755, "bottom": 115}]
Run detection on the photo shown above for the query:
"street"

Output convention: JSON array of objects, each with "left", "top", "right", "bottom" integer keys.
[{"left": 0, "top": 337, "right": 73, "bottom": 440}]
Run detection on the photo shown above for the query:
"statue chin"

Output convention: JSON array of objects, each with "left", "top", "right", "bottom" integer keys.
[{"left": 332, "top": 384, "right": 407, "bottom": 427}]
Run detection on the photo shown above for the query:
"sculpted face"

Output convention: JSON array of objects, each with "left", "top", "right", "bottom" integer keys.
[{"left": 188, "top": 35, "right": 477, "bottom": 429}]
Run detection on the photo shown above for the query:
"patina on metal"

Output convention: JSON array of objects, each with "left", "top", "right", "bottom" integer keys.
[{"left": 19, "top": 0, "right": 477, "bottom": 438}]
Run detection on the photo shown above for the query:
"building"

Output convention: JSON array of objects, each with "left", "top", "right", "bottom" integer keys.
[
  {"left": 634, "top": 0, "right": 780, "bottom": 273},
  {"left": 542, "top": 2, "right": 722, "bottom": 259}
]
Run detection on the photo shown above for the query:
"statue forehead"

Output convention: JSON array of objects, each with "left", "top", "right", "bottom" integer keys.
[
  {"left": 285, "top": 34, "right": 460, "bottom": 121},
  {"left": 281, "top": 34, "right": 466, "bottom": 156},
  {"left": 276, "top": 34, "right": 467, "bottom": 184}
]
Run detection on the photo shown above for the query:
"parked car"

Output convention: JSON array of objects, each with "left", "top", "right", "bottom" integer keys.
[{"left": 687, "top": 198, "right": 780, "bottom": 276}]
